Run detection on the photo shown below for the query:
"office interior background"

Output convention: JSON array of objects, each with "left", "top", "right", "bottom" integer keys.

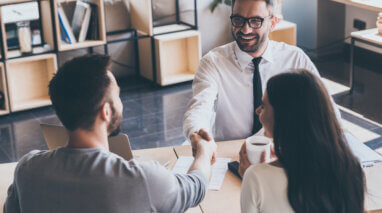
[
  {"left": 0, "top": 0, "right": 380, "bottom": 202},
  {"left": 0, "top": 0, "right": 380, "bottom": 212}
]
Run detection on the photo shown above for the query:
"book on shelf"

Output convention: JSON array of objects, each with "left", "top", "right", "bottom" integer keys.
[
  {"left": 6, "top": 21, "right": 43, "bottom": 50},
  {"left": 71, "top": 1, "right": 92, "bottom": 42},
  {"left": 57, "top": 5, "right": 77, "bottom": 44},
  {"left": 84, "top": 1, "right": 99, "bottom": 40},
  {"left": 0, "top": 91, "right": 5, "bottom": 109}
]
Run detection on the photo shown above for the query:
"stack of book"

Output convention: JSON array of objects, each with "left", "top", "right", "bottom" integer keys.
[{"left": 58, "top": 0, "right": 99, "bottom": 44}]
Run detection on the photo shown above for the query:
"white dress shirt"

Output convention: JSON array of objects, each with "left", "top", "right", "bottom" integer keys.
[{"left": 183, "top": 40, "right": 340, "bottom": 141}]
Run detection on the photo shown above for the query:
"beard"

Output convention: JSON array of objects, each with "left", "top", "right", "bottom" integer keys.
[
  {"left": 107, "top": 102, "right": 122, "bottom": 137},
  {"left": 233, "top": 30, "right": 267, "bottom": 53}
]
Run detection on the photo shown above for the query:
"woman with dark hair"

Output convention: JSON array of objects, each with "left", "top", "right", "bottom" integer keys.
[{"left": 240, "top": 69, "right": 364, "bottom": 213}]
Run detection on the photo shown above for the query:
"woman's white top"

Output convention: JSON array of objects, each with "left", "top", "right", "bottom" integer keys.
[{"left": 240, "top": 163, "right": 295, "bottom": 213}]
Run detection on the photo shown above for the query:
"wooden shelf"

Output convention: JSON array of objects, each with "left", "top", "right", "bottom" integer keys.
[
  {"left": 138, "top": 30, "right": 201, "bottom": 86},
  {"left": 6, "top": 46, "right": 53, "bottom": 59},
  {"left": 160, "top": 71, "right": 195, "bottom": 86},
  {"left": 0, "top": 63, "right": 10, "bottom": 116},
  {"left": 269, "top": 20, "right": 297, "bottom": 46},
  {"left": 52, "top": 0, "right": 106, "bottom": 51},
  {"left": 130, "top": 0, "right": 195, "bottom": 36},
  {"left": 129, "top": 0, "right": 153, "bottom": 35},
  {"left": 59, "top": 40, "right": 105, "bottom": 51},
  {"left": 330, "top": 0, "right": 382, "bottom": 12},
  {"left": 5, "top": 54, "right": 57, "bottom": 112},
  {"left": 0, "top": 0, "right": 55, "bottom": 59},
  {"left": 0, "top": 0, "right": 35, "bottom": 6},
  {"left": 153, "top": 24, "right": 193, "bottom": 35}
]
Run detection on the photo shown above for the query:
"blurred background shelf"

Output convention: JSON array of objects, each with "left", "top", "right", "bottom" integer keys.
[
  {"left": 5, "top": 54, "right": 57, "bottom": 112},
  {"left": 0, "top": 63, "right": 10, "bottom": 116}
]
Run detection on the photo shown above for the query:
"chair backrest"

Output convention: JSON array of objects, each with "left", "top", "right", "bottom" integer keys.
[
  {"left": 40, "top": 124, "right": 133, "bottom": 161},
  {"left": 0, "top": 162, "right": 17, "bottom": 213}
]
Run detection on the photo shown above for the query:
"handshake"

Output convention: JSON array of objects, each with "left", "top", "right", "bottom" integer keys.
[{"left": 190, "top": 129, "right": 217, "bottom": 165}]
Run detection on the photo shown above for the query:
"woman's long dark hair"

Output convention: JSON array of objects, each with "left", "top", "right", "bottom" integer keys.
[{"left": 266, "top": 70, "right": 364, "bottom": 213}]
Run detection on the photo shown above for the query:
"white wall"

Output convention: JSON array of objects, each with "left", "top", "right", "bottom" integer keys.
[
  {"left": 283, "top": 0, "right": 318, "bottom": 49},
  {"left": 197, "top": 0, "right": 233, "bottom": 55},
  {"left": 344, "top": 5, "right": 381, "bottom": 53}
]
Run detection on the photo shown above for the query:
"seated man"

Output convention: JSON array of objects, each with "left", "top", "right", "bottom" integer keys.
[{"left": 4, "top": 54, "right": 217, "bottom": 213}]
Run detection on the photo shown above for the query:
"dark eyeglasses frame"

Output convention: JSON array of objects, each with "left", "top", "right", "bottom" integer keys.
[{"left": 230, "top": 15, "right": 272, "bottom": 29}]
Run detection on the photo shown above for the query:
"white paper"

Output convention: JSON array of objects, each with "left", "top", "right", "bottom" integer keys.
[
  {"left": 172, "top": 156, "right": 231, "bottom": 190},
  {"left": 345, "top": 132, "right": 382, "bottom": 166}
]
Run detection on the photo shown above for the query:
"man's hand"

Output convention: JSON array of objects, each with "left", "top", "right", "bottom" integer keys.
[
  {"left": 190, "top": 129, "right": 213, "bottom": 156},
  {"left": 188, "top": 133, "right": 217, "bottom": 180},
  {"left": 190, "top": 133, "right": 217, "bottom": 165}
]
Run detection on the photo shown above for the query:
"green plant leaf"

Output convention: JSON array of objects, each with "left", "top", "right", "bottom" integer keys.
[
  {"left": 209, "top": 0, "right": 223, "bottom": 13},
  {"left": 224, "top": 0, "right": 232, "bottom": 6}
]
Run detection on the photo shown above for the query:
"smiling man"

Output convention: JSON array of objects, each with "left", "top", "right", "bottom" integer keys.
[{"left": 184, "top": 0, "right": 340, "bottom": 143}]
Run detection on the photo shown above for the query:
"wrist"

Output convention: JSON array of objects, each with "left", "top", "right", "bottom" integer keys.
[{"left": 195, "top": 143, "right": 212, "bottom": 160}]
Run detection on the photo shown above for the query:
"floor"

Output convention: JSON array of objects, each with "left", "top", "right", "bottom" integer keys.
[{"left": 0, "top": 49, "right": 381, "bottom": 163}]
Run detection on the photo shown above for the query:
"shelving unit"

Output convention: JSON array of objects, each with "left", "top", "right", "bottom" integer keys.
[
  {"left": 0, "top": 0, "right": 55, "bottom": 59},
  {"left": 269, "top": 20, "right": 297, "bottom": 46},
  {"left": 138, "top": 30, "right": 201, "bottom": 86},
  {"left": 0, "top": 0, "right": 108, "bottom": 115},
  {"left": 131, "top": 0, "right": 200, "bottom": 86},
  {"left": 129, "top": 0, "right": 197, "bottom": 36},
  {"left": 0, "top": 0, "right": 198, "bottom": 115},
  {"left": 51, "top": 0, "right": 106, "bottom": 51},
  {"left": 5, "top": 54, "right": 57, "bottom": 112},
  {"left": 155, "top": 31, "right": 200, "bottom": 86},
  {"left": 0, "top": 63, "right": 10, "bottom": 115}
]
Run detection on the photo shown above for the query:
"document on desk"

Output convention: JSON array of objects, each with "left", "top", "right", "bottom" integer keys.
[
  {"left": 172, "top": 156, "right": 231, "bottom": 190},
  {"left": 345, "top": 132, "right": 382, "bottom": 167}
]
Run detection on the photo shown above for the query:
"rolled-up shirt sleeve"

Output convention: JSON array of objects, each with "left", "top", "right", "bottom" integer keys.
[
  {"left": 183, "top": 57, "right": 219, "bottom": 140},
  {"left": 140, "top": 161, "right": 208, "bottom": 213}
]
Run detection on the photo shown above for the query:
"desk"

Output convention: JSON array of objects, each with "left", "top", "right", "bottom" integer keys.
[
  {"left": 174, "top": 140, "right": 244, "bottom": 213},
  {"left": 1, "top": 143, "right": 381, "bottom": 213},
  {"left": 330, "top": 0, "right": 382, "bottom": 12},
  {"left": 174, "top": 140, "right": 382, "bottom": 213},
  {"left": 349, "top": 28, "right": 382, "bottom": 92},
  {"left": 132, "top": 147, "right": 203, "bottom": 213}
]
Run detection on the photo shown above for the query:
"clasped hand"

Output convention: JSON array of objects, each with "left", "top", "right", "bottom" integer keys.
[{"left": 190, "top": 129, "right": 217, "bottom": 165}]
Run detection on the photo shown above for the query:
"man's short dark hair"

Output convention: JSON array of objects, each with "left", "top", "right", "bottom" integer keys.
[
  {"left": 232, "top": 0, "right": 277, "bottom": 15},
  {"left": 49, "top": 54, "right": 112, "bottom": 131}
]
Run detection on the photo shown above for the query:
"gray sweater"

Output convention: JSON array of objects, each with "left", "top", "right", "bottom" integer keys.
[{"left": 4, "top": 147, "right": 207, "bottom": 213}]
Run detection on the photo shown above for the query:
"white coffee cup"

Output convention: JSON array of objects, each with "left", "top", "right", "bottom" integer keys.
[{"left": 246, "top": 135, "right": 272, "bottom": 164}]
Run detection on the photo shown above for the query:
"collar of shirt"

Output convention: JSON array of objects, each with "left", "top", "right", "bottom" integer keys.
[{"left": 233, "top": 40, "right": 274, "bottom": 72}]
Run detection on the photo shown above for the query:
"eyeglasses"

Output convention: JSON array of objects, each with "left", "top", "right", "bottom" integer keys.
[{"left": 230, "top": 15, "right": 272, "bottom": 29}]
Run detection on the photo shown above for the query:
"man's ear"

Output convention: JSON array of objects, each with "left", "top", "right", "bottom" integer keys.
[
  {"left": 269, "top": 16, "right": 278, "bottom": 32},
  {"left": 100, "top": 102, "right": 112, "bottom": 122}
]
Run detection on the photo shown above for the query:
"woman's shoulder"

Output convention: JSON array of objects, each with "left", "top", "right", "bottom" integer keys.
[{"left": 245, "top": 163, "right": 286, "bottom": 182}]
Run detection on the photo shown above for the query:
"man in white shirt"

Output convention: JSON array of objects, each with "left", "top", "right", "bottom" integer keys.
[{"left": 184, "top": 0, "right": 340, "bottom": 142}]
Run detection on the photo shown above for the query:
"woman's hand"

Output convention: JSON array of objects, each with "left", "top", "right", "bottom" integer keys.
[
  {"left": 239, "top": 142, "right": 251, "bottom": 178},
  {"left": 239, "top": 142, "right": 278, "bottom": 178}
]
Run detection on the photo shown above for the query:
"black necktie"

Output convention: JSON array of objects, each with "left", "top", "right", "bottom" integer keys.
[{"left": 252, "top": 57, "right": 262, "bottom": 134}]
